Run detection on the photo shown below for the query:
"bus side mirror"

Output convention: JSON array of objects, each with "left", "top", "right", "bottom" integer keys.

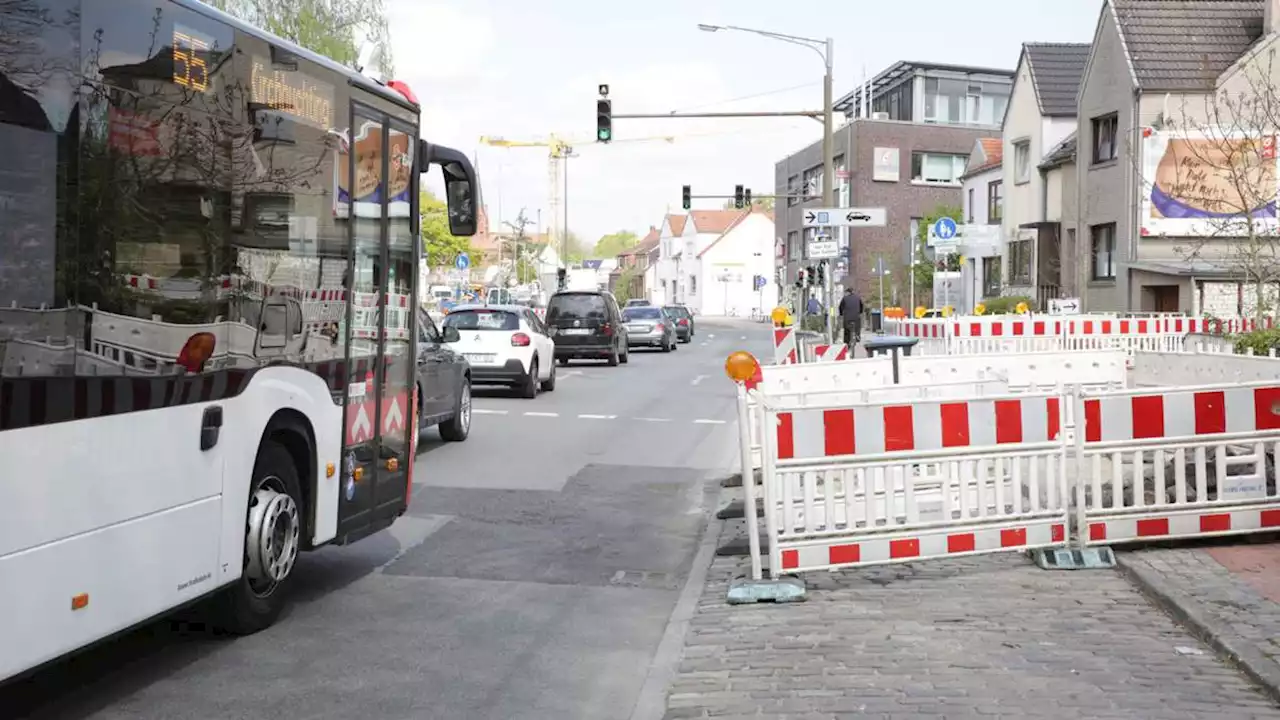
[{"left": 419, "top": 140, "right": 478, "bottom": 237}]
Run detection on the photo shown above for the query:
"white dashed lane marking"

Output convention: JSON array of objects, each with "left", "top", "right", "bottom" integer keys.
[
  {"left": 466, "top": 410, "right": 730, "bottom": 427},
  {"left": 693, "top": 419, "right": 727, "bottom": 425},
  {"left": 524, "top": 411, "right": 559, "bottom": 417},
  {"left": 472, "top": 409, "right": 509, "bottom": 415},
  {"left": 691, "top": 374, "right": 707, "bottom": 386},
  {"left": 578, "top": 414, "right": 618, "bottom": 420}
]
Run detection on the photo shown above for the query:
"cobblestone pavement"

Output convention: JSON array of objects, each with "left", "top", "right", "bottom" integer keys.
[
  {"left": 1118, "top": 543, "right": 1280, "bottom": 705},
  {"left": 663, "top": 546, "right": 1280, "bottom": 719}
]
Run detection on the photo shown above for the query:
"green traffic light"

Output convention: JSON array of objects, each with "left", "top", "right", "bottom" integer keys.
[{"left": 598, "top": 128, "right": 611, "bottom": 141}]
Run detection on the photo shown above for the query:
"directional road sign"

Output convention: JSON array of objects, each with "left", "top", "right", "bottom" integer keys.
[
  {"left": 1048, "top": 297, "right": 1082, "bottom": 315},
  {"left": 932, "top": 217, "right": 958, "bottom": 241},
  {"left": 802, "top": 207, "right": 887, "bottom": 228},
  {"left": 455, "top": 253, "right": 470, "bottom": 271},
  {"left": 807, "top": 239, "right": 839, "bottom": 259}
]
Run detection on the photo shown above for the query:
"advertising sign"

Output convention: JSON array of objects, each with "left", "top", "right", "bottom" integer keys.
[
  {"left": 334, "top": 121, "right": 413, "bottom": 220},
  {"left": 1141, "top": 128, "right": 1277, "bottom": 237}
]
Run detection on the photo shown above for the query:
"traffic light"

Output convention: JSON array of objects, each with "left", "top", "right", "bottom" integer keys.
[
  {"left": 796, "top": 267, "right": 807, "bottom": 287},
  {"left": 681, "top": 185, "right": 691, "bottom": 210},
  {"left": 815, "top": 262, "right": 825, "bottom": 285},
  {"left": 744, "top": 188, "right": 752, "bottom": 207},
  {"left": 733, "top": 184, "right": 744, "bottom": 209},
  {"left": 596, "top": 99, "right": 612, "bottom": 143}
]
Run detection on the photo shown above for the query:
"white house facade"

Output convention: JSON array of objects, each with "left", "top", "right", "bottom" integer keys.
[{"left": 695, "top": 210, "right": 776, "bottom": 317}]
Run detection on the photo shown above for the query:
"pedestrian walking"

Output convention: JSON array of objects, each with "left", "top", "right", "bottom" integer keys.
[{"left": 838, "top": 287, "right": 863, "bottom": 348}]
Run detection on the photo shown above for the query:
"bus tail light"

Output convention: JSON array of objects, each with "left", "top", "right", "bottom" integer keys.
[{"left": 177, "top": 332, "right": 216, "bottom": 373}]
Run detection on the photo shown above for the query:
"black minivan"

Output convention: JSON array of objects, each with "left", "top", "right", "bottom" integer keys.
[{"left": 546, "top": 290, "right": 630, "bottom": 366}]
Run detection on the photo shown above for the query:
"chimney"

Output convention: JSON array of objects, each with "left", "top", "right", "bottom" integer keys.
[{"left": 1270, "top": 0, "right": 1280, "bottom": 34}]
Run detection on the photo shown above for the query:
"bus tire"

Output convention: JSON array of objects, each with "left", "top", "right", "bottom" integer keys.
[{"left": 213, "top": 440, "right": 304, "bottom": 635}]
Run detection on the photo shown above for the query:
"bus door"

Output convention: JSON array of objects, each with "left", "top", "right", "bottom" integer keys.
[{"left": 334, "top": 105, "right": 417, "bottom": 543}]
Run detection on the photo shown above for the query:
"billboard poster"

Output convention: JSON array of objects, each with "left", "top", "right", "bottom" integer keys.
[
  {"left": 1141, "top": 128, "right": 1277, "bottom": 237},
  {"left": 333, "top": 121, "right": 413, "bottom": 219}
]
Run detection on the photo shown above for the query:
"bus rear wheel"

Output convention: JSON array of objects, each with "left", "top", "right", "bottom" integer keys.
[{"left": 213, "top": 440, "right": 303, "bottom": 635}]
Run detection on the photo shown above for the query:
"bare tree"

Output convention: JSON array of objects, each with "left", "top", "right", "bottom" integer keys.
[{"left": 1146, "top": 53, "right": 1280, "bottom": 321}]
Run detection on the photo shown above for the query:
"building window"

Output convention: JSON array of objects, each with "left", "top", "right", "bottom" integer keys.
[
  {"left": 689, "top": 274, "right": 697, "bottom": 294},
  {"left": 911, "top": 152, "right": 967, "bottom": 184},
  {"left": 1008, "top": 240, "right": 1033, "bottom": 285},
  {"left": 1091, "top": 223, "right": 1116, "bottom": 280},
  {"left": 983, "top": 259, "right": 1001, "bottom": 297},
  {"left": 787, "top": 230, "right": 799, "bottom": 261},
  {"left": 802, "top": 165, "right": 822, "bottom": 198},
  {"left": 967, "top": 188, "right": 975, "bottom": 222},
  {"left": 924, "top": 77, "right": 1009, "bottom": 125},
  {"left": 1013, "top": 140, "right": 1030, "bottom": 183},
  {"left": 987, "top": 180, "right": 1003, "bottom": 223},
  {"left": 1092, "top": 113, "right": 1119, "bottom": 164},
  {"left": 786, "top": 175, "right": 799, "bottom": 206}
]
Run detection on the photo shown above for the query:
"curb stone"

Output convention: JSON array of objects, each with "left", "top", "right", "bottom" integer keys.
[{"left": 1116, "top": 552, "right": 1280, "bottom": 707}]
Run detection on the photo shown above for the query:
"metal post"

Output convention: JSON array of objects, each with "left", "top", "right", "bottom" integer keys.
[
  {"left": 563, "top": 153, "right": 569, "bottom": 268},
  {"left": 821, "top": 36, "right": 835, "bottom": 345}
]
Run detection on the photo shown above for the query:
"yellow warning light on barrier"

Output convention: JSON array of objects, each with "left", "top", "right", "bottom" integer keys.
[
  {"left": 770, "top": 306, "right": 789, "bottom": 325},
  {"left": 974, "top": 302, "right": 986, "bottom": 316},
  {"left": 1016, "top": 301, "right": 1029, "bottom": 314},
  {"left": 942, "top": 306, "right": 954, "bottom": 317},
  {"left": 914, "top": 305, "right": 927, "bottom": 319},
  {"left": 725, "top": 351, "right": 760, "bottom": 383}
]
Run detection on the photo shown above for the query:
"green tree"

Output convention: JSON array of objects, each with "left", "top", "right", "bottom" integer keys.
[
  {"left": 593, "top": 230, "right": 639, "bottom": 259},
  {"left": 911, "top": 204, "right": 964, "bottom": 298},
  {"left": 206, "top": 0, "right": 393, "bottom": 70},
  {"left": 721, "top": 196, "right": 776, "bottom": 213},
  {"left": 562, "top": 231, "right": 591, "bottom": 264},
  {"left": 420, "top": 190, "right": 471, "bottom": 267},
  {"left": 612, "top": 265, "right": 642, "bottom": 304}
]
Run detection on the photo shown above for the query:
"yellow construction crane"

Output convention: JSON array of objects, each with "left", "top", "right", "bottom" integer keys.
[{"left": 478, "top": 133, "right": 675, "bottom": 261}]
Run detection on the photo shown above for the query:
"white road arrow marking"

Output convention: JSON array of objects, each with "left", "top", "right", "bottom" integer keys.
[
  {"left": 351, "top": 403, "right": 372, "bottom": 442},
  {"left": 383, "top": 396, "right": 403, "bottom": 433}
]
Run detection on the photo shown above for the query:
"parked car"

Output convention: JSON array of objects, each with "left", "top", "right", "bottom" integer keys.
[
  {"left": 622, "top": 306, "right": 678, "bottom": 352},
  {"left": 625, "top": 298, "right": 652, "bottom": 307},
  {"left": 545, "top": 290, "right": 629, "bottom": 366},
  {"left": 416, "top": 311, "right": 472, "bottom": 441},
  {"left": 663, "top": 304, "right": 695, "bottom": 343},
  {"left": 440, "top": 304, "right": 557, "bottom": 398}
]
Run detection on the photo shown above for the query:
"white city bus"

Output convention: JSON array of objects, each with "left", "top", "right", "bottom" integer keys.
[{"left": 0, "top": 0, "right": 477, "bottom": 682}]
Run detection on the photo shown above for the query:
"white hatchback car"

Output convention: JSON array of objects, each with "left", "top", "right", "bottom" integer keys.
[{"left": 440, "top": 304, "right": 557, "bottom": 398}]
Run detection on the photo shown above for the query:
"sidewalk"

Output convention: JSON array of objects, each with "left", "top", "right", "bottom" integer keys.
[
  {"left": 1118, "top": 541, "right": 1280, "bottom": 706},
  {"left": 662, "top": 520, "right": 1280, "bottom": 718}
]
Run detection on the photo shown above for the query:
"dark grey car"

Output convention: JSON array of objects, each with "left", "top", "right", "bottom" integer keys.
[
  {"left": 622, "top": 306, "right": 678, "bottom": 352},
  {"left": 416, "top": 311, "right": 472, "bottom": 441},
  {"left": 663, "top": 304, "right": 695, "bottom": 342}
]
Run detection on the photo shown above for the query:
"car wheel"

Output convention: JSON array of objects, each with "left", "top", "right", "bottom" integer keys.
[
  {"left": 557, "top": 356, "right": 569, "bottom": 366},
  {"left": 439, "top": 378, "right": 471, "bottom": 442},
  {"left": 211, "top": 440, "right": 302, "bottom": 635},
  {"left": 540, "top": 360, "right": 557, "bottom": 391},
  {"left": 608, "top": 347, "right": 620, "bottom": 366},
  {"left": 620, "top": 345, "right": 629, "bottom": 364},
  {"left": 521, "top": 358, "right": 540, "bottom": 398}
]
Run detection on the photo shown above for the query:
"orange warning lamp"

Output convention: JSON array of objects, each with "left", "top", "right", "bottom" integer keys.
[
  {"left": 974, "top": 302, "right": 987, "bottom": 316},
  {"left": 1015, "top": 301, "right": 1030, "bottom": 314},
  {"left": 724, "top": 351, "right": 760, "bottom": 383},
  {"left": 770, "top": 306, "right": 790, "bottom": 326}
]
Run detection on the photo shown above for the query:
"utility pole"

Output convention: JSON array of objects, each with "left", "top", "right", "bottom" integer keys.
[{"left": 693, "top": 24, "right": 835, "bottom": 337}]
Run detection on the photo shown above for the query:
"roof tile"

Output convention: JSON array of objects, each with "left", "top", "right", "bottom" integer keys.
[
  {"left": 1111, "top": 0, "right": 1265, "bottom": 91},
  {"left": 689, "top": 209, "right": 745, "bottom": 234},
  {"left": 1024, "top": 42, "right": 1091, "bottom": 116}
]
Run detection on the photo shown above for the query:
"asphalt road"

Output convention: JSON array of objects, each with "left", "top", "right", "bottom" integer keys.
[{"left": 1, "top": 318, "right": 772, "bottom": 720}]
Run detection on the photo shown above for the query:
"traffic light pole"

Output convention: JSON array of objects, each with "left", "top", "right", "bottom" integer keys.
[{"left": 820, "top": 37, "right": 835, "bottom": 346}]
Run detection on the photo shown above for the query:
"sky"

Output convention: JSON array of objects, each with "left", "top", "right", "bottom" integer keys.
[{"left": 388, "top": 0, "right": 1104, "bottom": 246}]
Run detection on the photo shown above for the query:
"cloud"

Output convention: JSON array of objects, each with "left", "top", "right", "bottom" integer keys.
[{"left": 386, "top": 2, "right": 496, "bottom": 82}]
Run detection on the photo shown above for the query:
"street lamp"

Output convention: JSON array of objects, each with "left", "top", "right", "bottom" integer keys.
[{"left": 699, "top": 22, "right": 834, "bottom": 339}]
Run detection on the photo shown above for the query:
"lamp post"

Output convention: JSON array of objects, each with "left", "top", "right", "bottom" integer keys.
[{"left": 699, "top": 23, "right": 833, "bottom": 339}]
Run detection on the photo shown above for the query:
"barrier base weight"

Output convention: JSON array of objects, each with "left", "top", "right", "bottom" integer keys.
[
  {"left": 719, "top": 468, "right": 762, "bottom": 488},
  {"left": 1033, "top": 546, "right": 1116, "bottom": 570},
  {"left": 715, "top": 497, "right": 764, "bottom": 520},
  {"left": 726, "top": 576, "right": 807, "bottom": 605}
]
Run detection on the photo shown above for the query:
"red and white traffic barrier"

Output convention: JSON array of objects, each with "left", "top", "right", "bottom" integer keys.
[
  {"left": 775, "top": 394, "right": 1062, "bottom": 460},
  {"left": 1076, "top": 380, "right": 1280, "bottom": 549},
  {"left": 773, "top": 326, "right": 797, "bottom": 365},
  {"left": 812, "top": 344, "right": 849, "bottom": 362}
]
